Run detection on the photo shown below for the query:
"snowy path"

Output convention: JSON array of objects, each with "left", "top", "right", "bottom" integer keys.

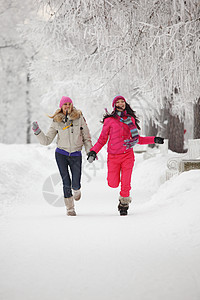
[{"left": 1, "top": 144, "right": 200, "bottom": 300}]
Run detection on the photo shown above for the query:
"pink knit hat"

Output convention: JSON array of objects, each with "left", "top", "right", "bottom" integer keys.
[
  {"left": 112, "top": 95, "right": 126, "bottom": 108},
  {"left": 59, "top": 96, "right": 73, "bottom": 108}
]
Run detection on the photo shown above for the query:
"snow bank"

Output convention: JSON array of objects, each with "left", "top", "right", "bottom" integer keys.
[
  {"left": 0, "top": 144, "right": 200, "bottom": 300},
  {"left": 151, "top": 169, "right": 200, "bottom": 205}
]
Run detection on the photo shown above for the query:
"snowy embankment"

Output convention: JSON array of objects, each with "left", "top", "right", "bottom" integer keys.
[{"left": 0, "top": 143, "right": 200, "bottom": 300}]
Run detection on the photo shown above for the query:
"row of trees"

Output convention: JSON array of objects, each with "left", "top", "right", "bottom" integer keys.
[
  {"left": 0, "top": 0, "right": 43, "bottom": 143},
  {"left": 22, "top": 0, "right": 199, "bottom": 152},
  {"left": 1, "top": 0, "right": 199, "bottom": 152}
]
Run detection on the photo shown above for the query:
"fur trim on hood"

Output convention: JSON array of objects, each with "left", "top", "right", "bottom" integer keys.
[{"left": 53, "top": 108, "right": 82, "bottom": 122}]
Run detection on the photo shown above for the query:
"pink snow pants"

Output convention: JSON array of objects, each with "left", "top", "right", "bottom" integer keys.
[{"left": 107, "top": 150, "right": 135, "bottom": 197}]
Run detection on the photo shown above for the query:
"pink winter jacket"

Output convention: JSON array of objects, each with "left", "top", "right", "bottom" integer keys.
[{"left": 91, "top": 116, "right": 155, "bottom": 155}]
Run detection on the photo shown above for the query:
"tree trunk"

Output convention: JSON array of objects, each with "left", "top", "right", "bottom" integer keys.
[
  {"left": 26, "top": 73, "right": 31, "bottom": 144},
  {"left": 145, "top": 119, "right": 158, "bottom": 148},
  {"left": 194, "top": 98, "right": 200, "bottom": 139},
  {"left": 167, "top": 114, "right": 184, "bottom": 153},
  {"left": 160, "top": 94, "right": 185, "bottom": 153}
]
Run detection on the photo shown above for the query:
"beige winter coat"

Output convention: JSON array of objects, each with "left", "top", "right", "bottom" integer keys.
[{"left": 36, "top": 109, "right": 92, "bottom": 154}]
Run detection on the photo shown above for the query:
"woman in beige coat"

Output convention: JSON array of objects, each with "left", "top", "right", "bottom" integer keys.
[{"left": 32, "top": 96, "right": 92, "bottom": 216}]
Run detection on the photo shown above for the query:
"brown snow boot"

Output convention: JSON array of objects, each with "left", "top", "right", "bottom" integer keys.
[
  {"left": 64, "top": 196, "right": 76, "bottom": 216},
  {"left": 73, "top": 189, "right": 81, "bottom": 201}
]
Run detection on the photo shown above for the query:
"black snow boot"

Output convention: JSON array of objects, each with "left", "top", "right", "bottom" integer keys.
[
  {"left": 118, "top": 196, "right": 132, "bottom": 216},
  {"left": 118, "top": 203, "right": 129, "bottom": 216}
]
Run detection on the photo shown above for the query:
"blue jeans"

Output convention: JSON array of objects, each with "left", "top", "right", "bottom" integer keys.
[{"left": 55, "top": 152, "right": 82, "bottom": 198}]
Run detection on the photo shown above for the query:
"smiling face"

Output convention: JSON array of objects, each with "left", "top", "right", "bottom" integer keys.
[
  {"left": 62, "top": 102, "right": 72, "bottom": 115},
  {"left": 115, "top": 99, "right": 126, "bottom": 111}
]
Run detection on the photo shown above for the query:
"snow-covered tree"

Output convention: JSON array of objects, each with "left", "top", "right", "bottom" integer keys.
[
  {"left": 0, "top": 0, "right": 42, "bottom": 143},
  {"left": 22, "top": 0, "right": 199, "bottom": 151},
  {"left": 25, "top": 0, "right": 199, "bottom": 105}
]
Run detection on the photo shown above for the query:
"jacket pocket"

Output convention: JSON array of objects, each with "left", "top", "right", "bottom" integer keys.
[{"left": 73, "top": 124, "right": 83, "bottom": 146}]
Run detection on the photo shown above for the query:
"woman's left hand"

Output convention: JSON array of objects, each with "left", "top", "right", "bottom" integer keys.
[{"left": 154, "top": 137, "right": 164, "bottom": 144}]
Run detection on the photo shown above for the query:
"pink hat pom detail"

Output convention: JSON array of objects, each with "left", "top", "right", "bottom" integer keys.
[
  {"left": 112, "top": 95, "right": 126, "bottom": 108},
  {"left": 59, "top": 96, "right": 73, "bottom": 108}
]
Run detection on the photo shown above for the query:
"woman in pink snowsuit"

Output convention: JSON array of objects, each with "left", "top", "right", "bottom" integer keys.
[{"left": 87, "top": 96, "right": 164, "bottom": 215}]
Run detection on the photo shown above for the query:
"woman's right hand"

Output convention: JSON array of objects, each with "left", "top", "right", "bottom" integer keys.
[{"left": 32, "top": 121, "right": 41, "bottom": 135}]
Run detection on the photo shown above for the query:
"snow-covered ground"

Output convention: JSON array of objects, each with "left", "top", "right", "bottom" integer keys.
[{"left": 0, "top": 143, "right": 200, "bottom": 300}]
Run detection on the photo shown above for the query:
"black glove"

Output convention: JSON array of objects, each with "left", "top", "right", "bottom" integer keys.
[
  {"left": 154, "top": 137, "right": 164, "bottom": 144},
  {"left": 87, "top": 151, "right": 97, "bottom": 163}
]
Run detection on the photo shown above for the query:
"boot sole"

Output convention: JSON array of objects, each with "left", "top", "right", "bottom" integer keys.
[
  {"left": 74, "top": 196, "right": 81, "bottom": 201},
  {"left": 119, "top": 211, "right": 128, "bottom": 216}
]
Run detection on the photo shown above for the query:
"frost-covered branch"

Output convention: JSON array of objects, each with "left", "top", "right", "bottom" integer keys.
[{"left": 22, "top": 0, "right": 200, "bottom": 119}]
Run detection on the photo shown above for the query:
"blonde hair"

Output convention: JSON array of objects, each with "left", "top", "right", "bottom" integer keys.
[{"left": 48, "top": 103, "right": 73, "bottom": 119}]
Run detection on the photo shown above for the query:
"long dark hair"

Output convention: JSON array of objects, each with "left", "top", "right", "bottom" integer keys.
[{"left": 101, "top": 103, "right": 141, "bottom": 130}]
